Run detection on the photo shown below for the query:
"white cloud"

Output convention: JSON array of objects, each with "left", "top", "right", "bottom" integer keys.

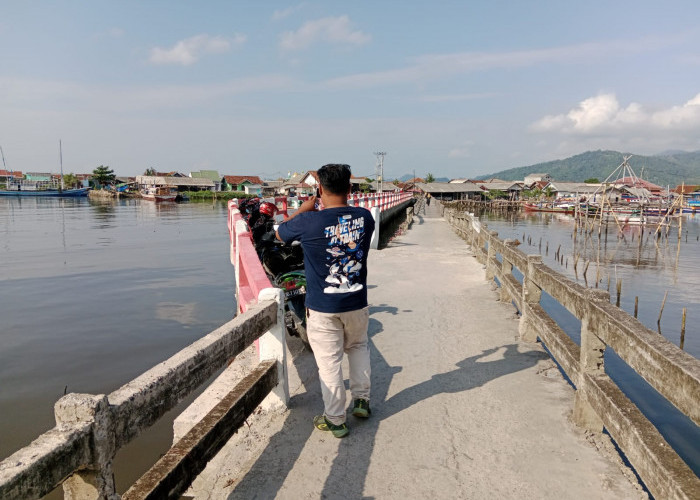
[
  {"left": 422, "top": 93, "right": 497, "bottom": 103},
  {"left": 531, "top": 93, "right": 700, "bottom": 134},
  {"left": 272, "top": 3, "right": 306, "bottom": 21},
  {"left": 108, "top": 27, "right": 124, "bottom": 38},
  {"left": 321, "top": 38, "right": 677, "bottom": 90},
  {"left": 0, "top": 75, "right": 297, "bottom": 114},
  {"left": 448, "top": 147, "right": 471, "bottom": 159},
  {"left": 279, "top": 15, "right": 371, "bottom": 51},
  {"left": 149, "top": 34, "right": 245, "bottom": 66}
]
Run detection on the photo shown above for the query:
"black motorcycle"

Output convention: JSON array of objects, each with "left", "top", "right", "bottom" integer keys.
[{"left": 243, "top": 200, "right": 310, "bottom": 348}]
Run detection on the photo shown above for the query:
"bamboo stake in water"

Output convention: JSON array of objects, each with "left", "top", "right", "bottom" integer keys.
[
  {"left": 616, "top": 279, "right": 622, "bottom": 307},
  {"left": 680, "top": 308, "right": 686, "bottom": 350},
  {"left": 657, "top": 291, "right": 669, "bottom": 329},
  {"left": 634, "top": 296, "right": 638, "bottom": 318}
]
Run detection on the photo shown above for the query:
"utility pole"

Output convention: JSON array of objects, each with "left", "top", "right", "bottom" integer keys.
[{"left": 374, "top": 152, "right": 386, "bottom": 193}]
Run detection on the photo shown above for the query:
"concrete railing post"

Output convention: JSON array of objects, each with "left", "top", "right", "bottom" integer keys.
[
  {"left": 519, "top": 255, "right": 543, "bottom": 342},
  {"left": 485, "top": 231, "right": 498, "bottom": 281},
  {"left": 369, "top": 206, "right": 381, "bottom": 249},
  {"left": 56, "top": 394, "right": 118, "bottom": 500},
  {"left": 573, "top": 289, "right": 608, "bottom": 432},
  {"left": 234, "top": 220, "right": 248, "bottom": 309},
  {"left": 500, "top": 240, "right": 516, "bottom": 302},
  {"left": 258, "top": 288, "right": 290, "bottom": 410}
]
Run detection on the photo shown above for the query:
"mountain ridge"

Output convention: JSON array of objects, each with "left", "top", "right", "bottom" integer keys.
[{"left": 472, "top": 150, "right": 700, "bottom": 186}]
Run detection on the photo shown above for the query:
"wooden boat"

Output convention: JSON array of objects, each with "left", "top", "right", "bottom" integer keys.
[
  {"left": 0, "top": 142, "right": 90, "bottom": 197},
  {"left": 141, "top": 186, "right": 177, "bottom": 202},
  {"left": 0, "top": 185, "right": 89, "bottom": 197},
  {"left": 523, "top": 202, "right": 575, "bottom": 214}
]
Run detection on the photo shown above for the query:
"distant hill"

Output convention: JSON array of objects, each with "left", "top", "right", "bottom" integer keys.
[{"left": 475, "top": 150, "right": 700, "bottom": 187}]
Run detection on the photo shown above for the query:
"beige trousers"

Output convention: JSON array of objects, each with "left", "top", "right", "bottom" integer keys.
[{"left": 306, "top": 307, "right": 371, "bottom": 425}]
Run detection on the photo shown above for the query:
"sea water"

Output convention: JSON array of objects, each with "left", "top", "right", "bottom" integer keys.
[
  {"left": 481, "top": 209, "right": 700, "bottom": 476},
  {"left": 0, "top": 196, "right": 235, "bottom": 493}
]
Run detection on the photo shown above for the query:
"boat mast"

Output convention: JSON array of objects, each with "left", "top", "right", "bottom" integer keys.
[
  {"left": 0, "top": 145, "right": 9, "bottom": 188},
  {"left": 59, "top": 140, "right": 64, "bottom": 191}
]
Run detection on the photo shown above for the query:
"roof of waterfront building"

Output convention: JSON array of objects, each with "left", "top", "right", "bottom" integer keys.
[
  {"left": 545, "top": 182, "right": 602, "bottom": 194},
  {"left": 673, "top": 184, "right": 700, "bottom": 194},
  {"left": 474, "top": 181, "right": 523, "bottom": 191},
  {"left": 191, "top": 170, "right": 222, "bottom": 182},
  {"left": 613, "top": 177, "right": 662, "bottom": 192},
  {"left": 0, "top": 169, "right": 23, "bottom": 178},
  {"left": 416, "top": 181, "right": 485, "bottom": 193},
  {"left": 223, "top": 175, "right": 264, "bottom": 185},
  {"left": 136, "top": 175, "right": 214, "bottom": 187}
]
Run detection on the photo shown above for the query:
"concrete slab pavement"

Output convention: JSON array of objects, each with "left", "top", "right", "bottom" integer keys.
[{"left": 189, "top": 201, "right": 646, "bottom": 500}]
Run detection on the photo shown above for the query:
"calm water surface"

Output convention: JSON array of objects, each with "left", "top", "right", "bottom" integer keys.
[
  {"left": 0, "top": 197, "right": 235, "bottom": 493},
  {"left": 481, "top": 210, "right": 700, "bottom": 475}
]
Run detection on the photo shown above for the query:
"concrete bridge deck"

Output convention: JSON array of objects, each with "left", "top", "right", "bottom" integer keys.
[{"left": 190, "top": 202, "right": 646, "bottom": 499}]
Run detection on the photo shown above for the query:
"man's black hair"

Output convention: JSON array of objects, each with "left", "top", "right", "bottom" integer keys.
[{"left": 317, "top": 164, "right": 351, "bottom": 195}]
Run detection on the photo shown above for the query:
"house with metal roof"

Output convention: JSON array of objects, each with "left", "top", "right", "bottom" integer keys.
[
  {"left": 524, "top": 173, "right": 552, "bottom": 185},
  {"left": 190, "top": 170, "right": 222, "bottom": 191},
  {"left": 221, "top": 175, "right": 265, "bottom": 195},
  {"left": 473, "top": 181, "right": 524, "bottom": 200},
  {"left": 415, "top": 181, "right": 486, "bottom": 200},
  {"left": 279, "top": 171, "right": 319, "bottom": 196}
]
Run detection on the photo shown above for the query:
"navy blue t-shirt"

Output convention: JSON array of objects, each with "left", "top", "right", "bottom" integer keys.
[{"left": 277, "top": 206, "right": 375, "bottom": 313}]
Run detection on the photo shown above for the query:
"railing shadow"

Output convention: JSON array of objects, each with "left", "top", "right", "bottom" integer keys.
[
  {"left": 224, "top": 339, "right": 320, "bottom": 499},
  {"left": 320, "top": 334, "right": 548, "bottom": 499},
  {"left": 226, "top": 304, "right": 547, "bottom": 499}
]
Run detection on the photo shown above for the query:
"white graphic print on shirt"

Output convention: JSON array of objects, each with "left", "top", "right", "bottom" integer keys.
[{"left": 323, "top": 214, "right": 366, "bottom": 294}]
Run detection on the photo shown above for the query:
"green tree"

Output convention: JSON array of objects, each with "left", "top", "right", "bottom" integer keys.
[
  {"left": 425, "top": 173, "right": 435, "bottom": 183},
  {"left": 144, "top": 167, "right": 156, "bottom": 176},
  {"left": 92, "top": 165, "right": 116, "bottom": 187},
  {"left": 544, "top": 186, "right": 555, "bottom": 199},
  {"left": 584, "top": 177, "right": 600, "bottom": 184},
  {"left": 62, "top": 173, "right": 79, "bottom": 189},
  {"left": 486, "top": 189, "right": 507, "bottom": 200},
  {"left": 359, "top": 177, "right": 373, "bottom": 192}
]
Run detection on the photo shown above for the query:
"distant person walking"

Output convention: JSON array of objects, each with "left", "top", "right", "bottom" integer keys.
[
  {"left": 425, "top": 193, "right": 431, "bottom": 211},
  {"left": 276, "top": 164, "right": 375, "bottom": 438}
]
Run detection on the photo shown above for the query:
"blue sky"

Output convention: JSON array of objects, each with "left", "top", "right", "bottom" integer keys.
[{"left": 1, "top": 1, "right": 700, "bottom": 179}]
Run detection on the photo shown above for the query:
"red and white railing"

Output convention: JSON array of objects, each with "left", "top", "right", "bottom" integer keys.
[{"left": 228, "top": 191, "right": 414, "bottom": 312}]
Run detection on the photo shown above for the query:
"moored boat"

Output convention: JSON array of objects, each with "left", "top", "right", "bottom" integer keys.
[
  {"left": 0, "top": 179, "right": 89, "bottom": 197},
  {"left": 523, "top": 201, "right": 575, "bottom": 214},
  {"left": 141, "top": 186, "right": 177, "bottom": 202}
]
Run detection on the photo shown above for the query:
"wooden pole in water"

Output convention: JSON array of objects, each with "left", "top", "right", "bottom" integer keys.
[
  {"left": 616, "top": 279, "right": 622, "bottom": 307},
  {"left": 680, "top": 307, "right": 686, "bottom": 350},
  {"left": 634, "top": 296, "right": 638, "bottom": 318},
  {"left": 658, "top": 291, "right": 669, "bottom": 329}
]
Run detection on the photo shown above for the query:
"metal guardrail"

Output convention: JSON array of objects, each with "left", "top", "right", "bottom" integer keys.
[{"left": 443, "top": 206, "right": 700, "bottom": 500}]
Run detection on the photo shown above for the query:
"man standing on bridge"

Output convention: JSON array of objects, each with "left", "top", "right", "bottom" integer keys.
[{"left": 277, "top": 164, "right": 375, "bottom": 438}]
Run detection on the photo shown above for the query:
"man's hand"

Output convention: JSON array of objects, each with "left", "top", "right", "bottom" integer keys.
[
  {"left": 276, "top": 195, "right": 318, "bottom": 241},
  {"left": 297, "top": 195, "right": 318, "bottom": 214}
]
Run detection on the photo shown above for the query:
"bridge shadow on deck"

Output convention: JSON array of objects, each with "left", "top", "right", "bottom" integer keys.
[{"left": 227, "top": 305, "right": 546, "bottom": 499}]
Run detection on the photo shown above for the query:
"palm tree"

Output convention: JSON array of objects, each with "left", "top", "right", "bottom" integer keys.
[{"left": 425, "top": 173, "right": 436, "bottom": 183}]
